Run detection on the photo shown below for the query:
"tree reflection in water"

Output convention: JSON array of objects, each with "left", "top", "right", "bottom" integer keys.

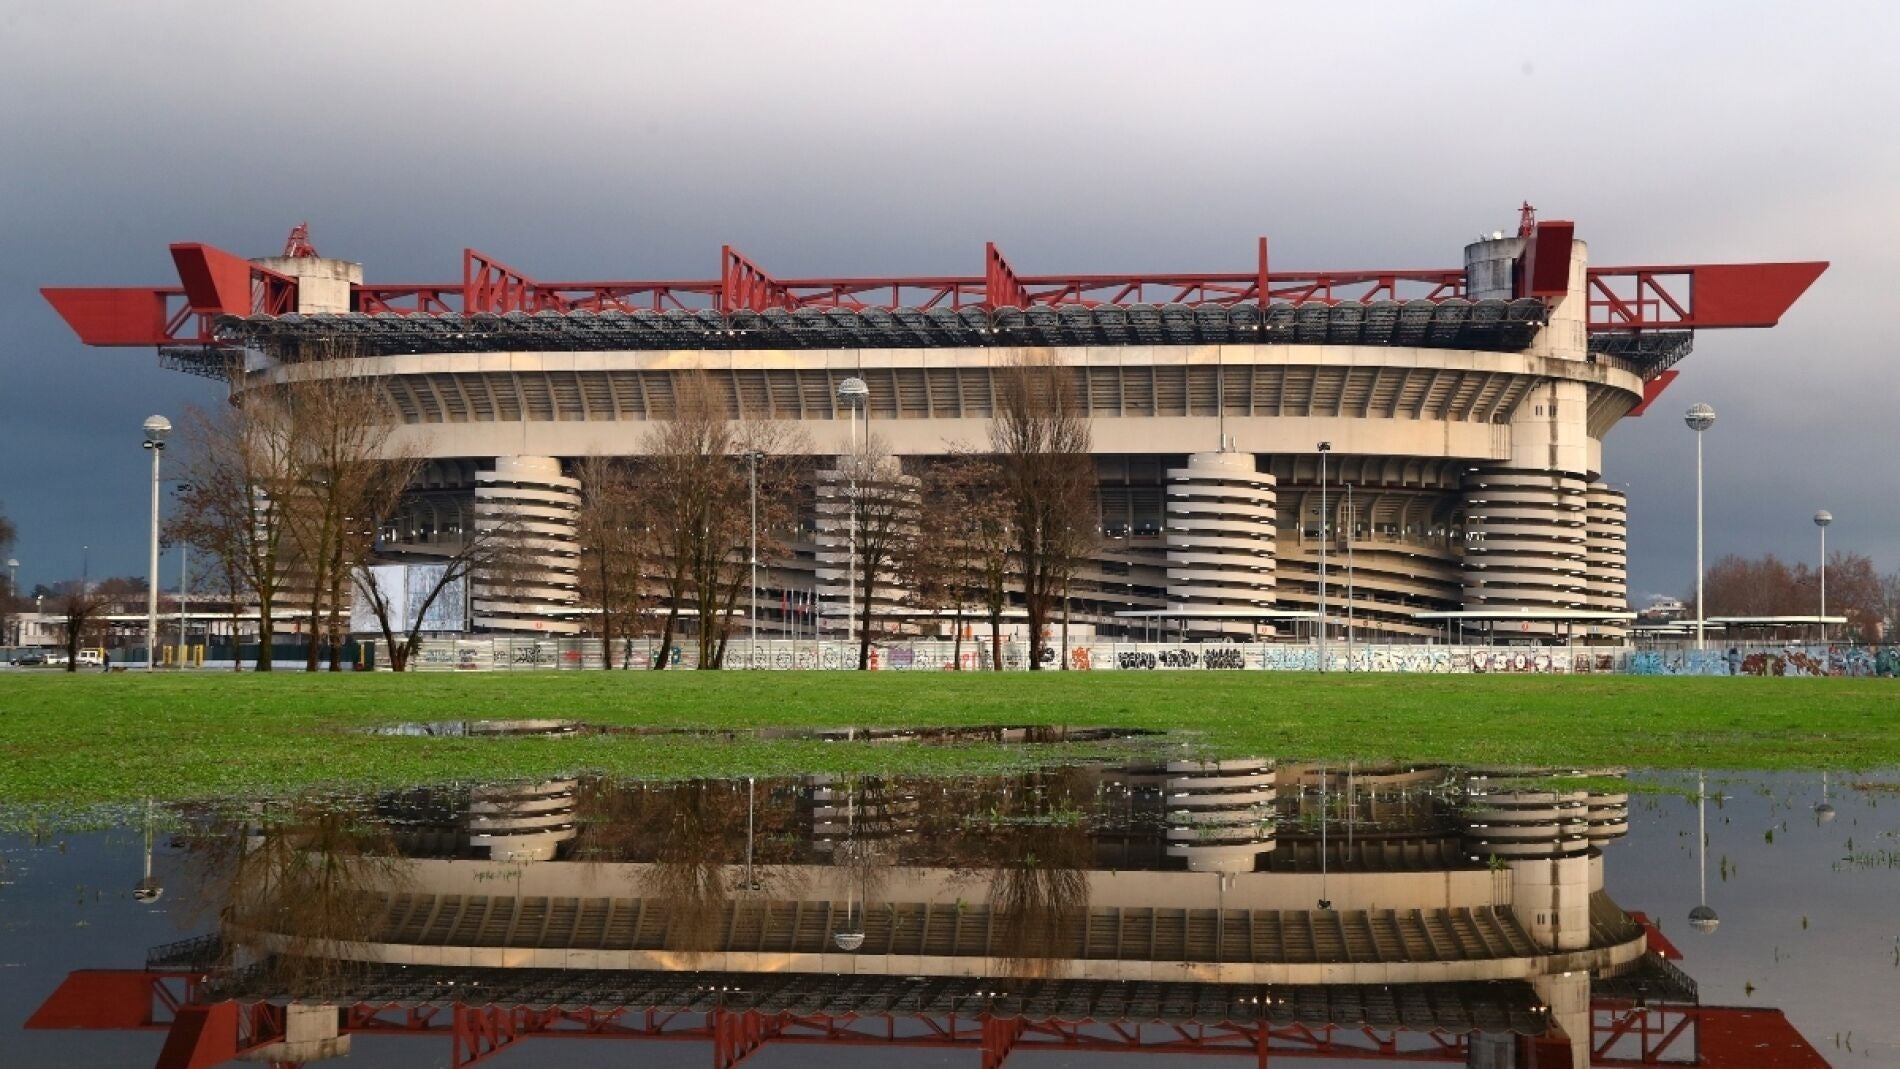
[
  {"left": 178, "top": 799, "right": 408, "bottom": 998},
  {"left": 954, "top": 767, "right": 1093, "bottom": 978},
  {"left": 571, "top": 778, "right": 805, "bottom": 960}
]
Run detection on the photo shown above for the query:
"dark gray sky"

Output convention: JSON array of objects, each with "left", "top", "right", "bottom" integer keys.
[{"left": 2, "top": 1, "right": 1893, "bottom": 600}]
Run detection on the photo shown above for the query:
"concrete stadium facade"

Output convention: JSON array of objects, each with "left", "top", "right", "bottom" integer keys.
[{"left": 43, "top": 217, "right": 1826, "bottom": 644}]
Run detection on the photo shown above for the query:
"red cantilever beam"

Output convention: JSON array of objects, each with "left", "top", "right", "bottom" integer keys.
[
  {"left": 41, "top": 286, "right": 180, "bottom": 346},
  {"left": 1587, "top": 262, "right": 1827, "bottom": 329}
]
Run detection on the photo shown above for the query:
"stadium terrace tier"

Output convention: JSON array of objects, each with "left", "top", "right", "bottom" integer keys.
[{"left": 44, "top": 215, "right": 1825, "bottom": 641}]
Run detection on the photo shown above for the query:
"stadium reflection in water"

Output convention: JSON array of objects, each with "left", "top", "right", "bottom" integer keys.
[{"left": 24, "top": 761, "right": 1849, "bottom": 1068}]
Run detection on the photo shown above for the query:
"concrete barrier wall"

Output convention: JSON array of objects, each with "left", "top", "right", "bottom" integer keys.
[{"left": 400, "top": 637, "right": 1650, "bottom": 674}]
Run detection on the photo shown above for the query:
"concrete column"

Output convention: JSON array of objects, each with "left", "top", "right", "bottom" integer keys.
[
  {"left": 1530, "top": 970, "right": 1591, "bottom": 1069},
  {"left": 250, "top": 255, "right": 363, "bottom": 314},
  {"left": 1465, "top": 1031, "right": 1516, "bottom": 1069},
  {"left": 236, "top": 1001, "right": 350, "bottom": 1063},
  {"left": 1164, "top": 451, "right": 1276, "bottom": 638},
  {"left": 472, "top": 456, "right": 581, "bottom": 634}
]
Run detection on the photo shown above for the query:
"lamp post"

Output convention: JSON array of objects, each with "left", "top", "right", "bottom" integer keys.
[
  {"left": 837, "top": 377, "right": 868, "bottom": 659},
  {"left": 1688, "top": 770, "right": 1718, "bottom": 934},
  {"left": 1813, "top": 510, "right": 1831, "bottom": 643},
  {"left": 1316, "top": 442, "right": 1332, "bottom": 671},
  {"left": 747, "top": 450, "right": 764, "bottom": 658},
  {"left": 142, "top": 415, "right": 172, "bottom": 671},
  {"left": 4, "top": 557, "right": 17, "bottom": 647},
  {"left": 178, "top": 542, "right": 189, "bottom": 658},
  {"left": 1684, "top": 404, "right": 1715, "bottom": 651},
  {"left": 1345, "top": 481, "right": 1355, "bottom": 660}
]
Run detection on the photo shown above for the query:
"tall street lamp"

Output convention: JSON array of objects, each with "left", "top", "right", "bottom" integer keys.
[
  {"left": 1683, "top": 404, "right": 1715, "bottom": 651},
  {"left": 1316, "top": 441, "right": 1332, "bottom": 672},
  {"left": 1814, "top": 509, "right": 1832, "bottom": 642},
  {"left": 4, "top": 558, "right": 17, "bottom": 646},
  {"left": 837, "top": 377, "right": 868, "bottom": 657},
  {"left": 142, "top": 415, "right": 172, "bottom": 671}
]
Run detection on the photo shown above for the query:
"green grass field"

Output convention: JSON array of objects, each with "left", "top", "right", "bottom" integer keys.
[{"left": 1, "top": 671, "right": 1895, "bottom": 811}]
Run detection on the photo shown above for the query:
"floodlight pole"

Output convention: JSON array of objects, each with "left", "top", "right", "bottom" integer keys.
[
  {"left": 1346, "top": 481, "right": 1355, "bottom": 661},
  {"left": 1684, "top": 405, "right": 1715, "bottom": 651},
  {"left": 1814, "top": 510, "right": 1831, "bottom": 643},
  {"left": 178, "top": 543, "right": 189, "bottom": 660},
  {"left": 141, "top": 415, "right": 171, "bottom": 672}
]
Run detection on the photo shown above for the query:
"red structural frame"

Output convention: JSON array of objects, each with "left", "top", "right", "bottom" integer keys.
[
  {"left": 28, "top": 967, "right": 1831, "bottom": 1069},
  {"left": 39, "top": 222, "right": 1827, "bottom": 349}
]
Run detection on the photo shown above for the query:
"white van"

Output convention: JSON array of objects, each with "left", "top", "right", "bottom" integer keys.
[{"left": 73, "top": 650, "right": 104, "bottom": 667}]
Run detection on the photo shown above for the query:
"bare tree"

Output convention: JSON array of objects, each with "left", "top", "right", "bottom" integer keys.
[
  {"left": 1695, "top": 550, "right": 1887, "bottom": 641},
  {"left": 829, "top": 433, "right": 919, "bottom": 670},
  {"left": 574, "top": 457, "right": 651, "bottom": 669},
  {"left": 640, "top": 372, "right": 804, "bottom": 669},
  {"left": 640, "top": 374, "right": 730, "bottom": 669},
  {"left": 910, "top": 452, "right": 1016, "bottom": 671},
  {"left": 992, "top": 354, "right": 1096, "bottom": 669},
  {"left": 53, "top": 582, "right": 105, "bottom": 672},
  {"left": 1880, "top": 569, "right": 1900, "bottom": 644},
  {"left": 171, "top": 393, "right": 302, "bottom": 672},
  {"left": 352, "top": 531, "right": 500, "bottom": 673},
  {"left": 278, "top": 369, "right": 418, "bottom": 672}
]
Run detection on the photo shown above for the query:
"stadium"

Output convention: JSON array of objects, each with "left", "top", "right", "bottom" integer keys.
[{"left": 43, "top": 209, "right": 1825, "bottom": 646}]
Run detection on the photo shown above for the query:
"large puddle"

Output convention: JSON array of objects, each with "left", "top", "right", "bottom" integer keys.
[{"left": 5, "top": 762, "right": 1890, "bottom": 1066}]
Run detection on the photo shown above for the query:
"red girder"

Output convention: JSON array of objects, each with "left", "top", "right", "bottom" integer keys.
[
  {"left": 1625, "top": 368, "right": 1680, "bottom": 417},
  {"left": 463, "top": 248, "right": 561, "bottom": 315},
  {"left": 985, "top": 242, "right": 1029, "bottom": 309},
  {"left": 1592, "top": 1002, "right": 1830, "bottom": 1068},
  {"left": 30, "top": 970, "right": 1838, "bottom": 1069},
  {"left": 41, "top": 235, "right": 1827, "bottom": 347},
  {"left": 720, "top": 244, "right": 795, "bottom": 314}
]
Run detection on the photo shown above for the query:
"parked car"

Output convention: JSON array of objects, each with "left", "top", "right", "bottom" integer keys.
[{"left": 11, "top": 652, "right": 46, "bottom": 666}]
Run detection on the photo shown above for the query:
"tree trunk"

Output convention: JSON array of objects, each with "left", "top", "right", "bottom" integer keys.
[
  {"left": 989, "top": 609, "right": 1003, "bottom": 671},
  {"left": 857, "top": 562, "right": 874, "bottom": 670},
  {"left": 599, "top": 555, "right": 615, "bottom": 670},
  {"left": 952, "top": 603, "right": 965, "bottom": 670},
  {"left": 654, "top": 607, "right": 679, "bottom": 670},
  {"left": 1060, "top": 578, "right": 1071, "bottom": 670},
  {"left": 256, "top": 596, "right": 274, "bottom": 672}
]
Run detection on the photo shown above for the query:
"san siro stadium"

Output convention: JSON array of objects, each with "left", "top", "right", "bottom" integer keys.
[{"left": 44, "top": 210, "right": 1824, "bottom": 646}]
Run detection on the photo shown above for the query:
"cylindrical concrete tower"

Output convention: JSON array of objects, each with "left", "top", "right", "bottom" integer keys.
[
  {"left": 1460, "top": 467, "right": 1589, "bottom": 628},
  {"left": 1585, "top": 482, "right": 1629, "bottom": 635},
  {"left": 472, "top": 456, "right": 582, "bottom": 634},
  {"left": 467, "top": 778, "right": 579, "bottom": 863},
  {"left": 812, "top": 461, "right": 919, "bottom": 635},
  {"left": 1164, "top": 451, "right": 1276, "bottom": 636},
  {"left": 1163, "top": 759, "right": 1275, "bottom": 873}
]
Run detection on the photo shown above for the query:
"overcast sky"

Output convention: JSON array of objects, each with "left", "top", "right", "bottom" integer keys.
[{"left": 2, "top": 1, "right": 1894, "bottom": 600}]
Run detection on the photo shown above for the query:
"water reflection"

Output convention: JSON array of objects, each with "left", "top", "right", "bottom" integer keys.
[{"left": 20, "top": 761, "right": 1859, "bottom": 1067}]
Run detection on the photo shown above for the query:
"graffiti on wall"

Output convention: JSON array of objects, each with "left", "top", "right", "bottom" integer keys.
[
  {"left": 1627, "top": 645, "right": 1890, "bottom": 677},
  {"left": 400, "top": 636, "right": 1891, "bottom": 676}
]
